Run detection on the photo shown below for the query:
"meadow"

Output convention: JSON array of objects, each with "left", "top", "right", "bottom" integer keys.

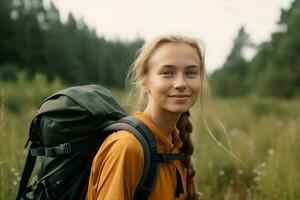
[{"left": 0, "top": 74, "right": 299, "bottom": 200}]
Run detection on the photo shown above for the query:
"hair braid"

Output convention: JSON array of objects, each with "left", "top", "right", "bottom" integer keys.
[{"left": 176, "top": 111, "right": 200, "bottom": 200}]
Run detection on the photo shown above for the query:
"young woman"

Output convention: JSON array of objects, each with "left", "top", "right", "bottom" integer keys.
[{"left": 86, "top": 35, "right": 209, "bottom": 200}]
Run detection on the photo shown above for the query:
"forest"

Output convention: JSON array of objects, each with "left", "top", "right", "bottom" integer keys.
[
  {"left": 0, "top": 0, "right": 143, "bottom": 88},
  {"left": 211, "top": 0, "right": 300, "bottom": 98},
  {"left": 1, "top": 0, "right": 299, "bottom": 98}
]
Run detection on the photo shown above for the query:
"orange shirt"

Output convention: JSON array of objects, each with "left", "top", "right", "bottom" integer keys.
[{"left": 86, "top": 112, "right": 187, "bottom": 200}]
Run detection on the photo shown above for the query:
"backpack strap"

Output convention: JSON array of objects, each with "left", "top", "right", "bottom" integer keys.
[
  {"left": 121, "top": 116, "right": 186, "bottom": 199},
  {"left": 120, "top": 116, "right": 160, "bottom": 200},
  {"left": 16, "top": 118, "right": 40, "bottom": 200},
  {"left": 151, "top": 152, "right": 185, "bottom": 163},
  {"left": 102, "top": 117, "right": 156, "bottom": 200},
  {"left": 29, "top": 139, "right": 94, "bottom": 157},
  {"left": 16, "top": 144, "right": 37, "bottom": 200},
  {"left": 103, "top": 116, "right": 186, "bottom": 200}
]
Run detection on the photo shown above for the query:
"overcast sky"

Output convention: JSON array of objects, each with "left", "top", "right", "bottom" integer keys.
[{"left": 46, "top": 0, "right": 293, "bottom": 72}]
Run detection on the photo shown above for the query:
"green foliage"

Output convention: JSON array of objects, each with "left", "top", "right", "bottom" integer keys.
[
  {"left": 0, "top": 0, "right": 144, "bottom": 88},
  {"left": 248, "top": 0, "right": 300, "bottom": 98},
  {"left": 211, "top": 0, "right": 300, "bottom": 99},
  {"left": 1, "top": 71, "right": 64, "bottom": 113},
  {"left": 210, "top": 27, "right": 251, "bottom": 97},
  {"left": 0, "top": 64, "right": 19, "bottom": 81}
]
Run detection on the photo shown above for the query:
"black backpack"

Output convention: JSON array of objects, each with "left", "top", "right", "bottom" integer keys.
[{"left": 16, "top": 84, "right": 185, "bottom": 200}]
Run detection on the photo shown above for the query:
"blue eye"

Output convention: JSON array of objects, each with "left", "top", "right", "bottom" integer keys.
[
  {"left": 185, "top": 71, "right": 198, "bottom": 77},
  {"left": 161, "top": 71, "right": 174, "bottom": 77}
]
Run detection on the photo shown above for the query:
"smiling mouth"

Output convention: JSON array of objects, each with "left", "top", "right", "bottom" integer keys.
[
  {"left": 169, "top": 94, "right": 191, "bottom": 98},
  {"left": 168, "top": 95, "right": 191, "bottom": 103}
]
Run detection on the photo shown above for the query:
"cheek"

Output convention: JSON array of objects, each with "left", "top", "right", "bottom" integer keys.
[
  {"left": 190, "top": 81, "right": 201, "bottom": 105},
  {"left": 148, "top": 76, "right": 172, "bottom": 94},
  {"left": 188, "top": 78, "right": 201, "bottom": 94}
]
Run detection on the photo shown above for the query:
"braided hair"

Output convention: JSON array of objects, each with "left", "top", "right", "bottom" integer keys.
[{"left": 177, "top": 112, "right": 200, "bottom": 200}]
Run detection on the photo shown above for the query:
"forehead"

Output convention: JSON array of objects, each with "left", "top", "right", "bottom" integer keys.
[{"left": 148, "top": 43, "right": 201, "bottom": 68}]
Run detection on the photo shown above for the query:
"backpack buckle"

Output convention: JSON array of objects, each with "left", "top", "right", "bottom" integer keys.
[
  {"left": 45, "top": 143, "right": 71, "bottom": 157},
  {"left": 161, "top": 153, "right": 171, "bottom": 162},
  {"left": 57, "top": 143, "right": 72, "bottom": 155}
]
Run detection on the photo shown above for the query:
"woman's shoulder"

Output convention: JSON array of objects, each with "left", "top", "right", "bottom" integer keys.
[
  {"left": 92, "top": 130, "right": 144, "bottom": 168},
  {"left": 101, "top": 130, "right": 144, "bottom": 155},
  {"left": 105, "top": 130, "right": 141, "bottom": 144}
]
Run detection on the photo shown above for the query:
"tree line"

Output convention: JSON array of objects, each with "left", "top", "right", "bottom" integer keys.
[
  {"left": 1, "top": 0, "right": 299, "bottom": 97},
  {"left": 0, "top": 0, "right": 143, "bottom": 87},
  {"left": 211, "top": 0, "right": 300, "bottom": 98}
]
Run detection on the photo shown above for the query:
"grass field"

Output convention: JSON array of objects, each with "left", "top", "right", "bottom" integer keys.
[
  {"left": 193, "top": 97, "right": 300, "bottom": 199},
  {"left": 0, "top": 76, "right": 299, "bottom": 199}
]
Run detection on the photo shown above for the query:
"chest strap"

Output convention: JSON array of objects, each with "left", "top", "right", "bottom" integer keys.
[{"left": 152, "top": 152, "right": 185, "bottom": 162}]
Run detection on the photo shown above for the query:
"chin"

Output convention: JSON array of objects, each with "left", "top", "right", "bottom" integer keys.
[{"left": 167, "top": 107, "right": 190, "bottom": 114}]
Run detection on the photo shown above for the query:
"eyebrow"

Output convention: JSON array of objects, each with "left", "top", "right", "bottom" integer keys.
[
  {"left": 185, "top": 65, "right": 200, "bottom": 69},
  {"left": 159, "top": 64, "right": 200, "bottom": 69}
]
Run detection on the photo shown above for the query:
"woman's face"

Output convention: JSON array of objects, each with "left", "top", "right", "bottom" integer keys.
[{"left": 145, "top": 42, "right": 201, "bottom": 115}]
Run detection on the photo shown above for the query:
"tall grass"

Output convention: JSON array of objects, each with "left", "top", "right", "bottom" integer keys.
[
  {"left": 193, "top": 97, "right": 300, "bottom": 199},
  {"left": 0, "top": 77, "right": 299, "bottom": 199},
  {"left": 0, "top": 73, "right": 64, "bottom": 199}
]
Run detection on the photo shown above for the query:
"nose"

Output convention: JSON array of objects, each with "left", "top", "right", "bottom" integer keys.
[{"left": 174, "top": 74, "right": 187, "bottom": 90}]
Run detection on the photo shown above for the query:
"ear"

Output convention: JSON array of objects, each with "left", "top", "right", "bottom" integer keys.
[{"left": 141, "top": 79, "right": 150, "bottom": 93}]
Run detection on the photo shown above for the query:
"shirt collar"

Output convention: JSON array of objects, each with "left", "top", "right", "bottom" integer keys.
[{"left": 133, "top": 111, "right": 183, "bottom": 152}]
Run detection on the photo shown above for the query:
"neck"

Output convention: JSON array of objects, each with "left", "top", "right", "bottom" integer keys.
[{"left": 143, "top": 106, "right": 180, "bottom": 141}]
